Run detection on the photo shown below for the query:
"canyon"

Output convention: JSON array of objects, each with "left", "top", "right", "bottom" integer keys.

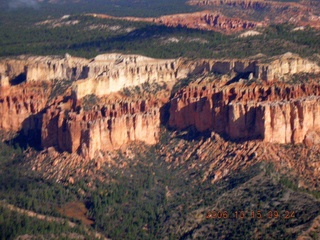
[
  {"left": 187, "top": 0, "right": 307, "bottom": 10},
  {"left": 88, "top": 11, "right": 264, "bottom": 33},
  {"left": 169, "top": 79, "right": 320, "bottom": 144},
  {"left": 187, "top": 0, "right": 320, "bottom": 29},
  {"left": 32, "top": 0, "right": 320, "bottom": 34},
  {"left": 0, "top": 53, "right": 320, "bottom": 161},
  {"left": 2, "top": 1, "right": 320, "bottom": 238}
]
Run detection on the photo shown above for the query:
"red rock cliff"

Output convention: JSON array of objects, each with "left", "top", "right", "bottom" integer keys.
[
  {"left": 0, "top": 83, "right": 48, "bottom": 133},
  {"left": 41, "top": 96, "right": 161, "bottom": 159},
  {"left": 169, "top": 81, "right": 320, "bottom": 144},
  {"left": 0, "top": 53, "right": 319, "bottom": 160}
]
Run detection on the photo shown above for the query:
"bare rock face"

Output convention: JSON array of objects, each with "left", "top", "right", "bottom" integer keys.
[
  {"left": 187, "top": 0, "right": 310, "bottom": 12},
  {"left": 187, "top": 0, "right": 320, "bottom": 29},
  {"left": 188, "top": 0, "right": 274, "bottom": 9},
  {"left": 89, "top": 11, "right": 264, "bottom": 33},
  {"left": 1, "top": 53, "right": 318, "bottom": 97},
  {"left": 73, "top": 54, "right": 306, "bottom": 98},
  {"left": 257, "top": 53, "right": 320, "bottom": 81},
  {"left": 0, "top": 83, "right": 48, "bottom": 132},
  {"left": 152, "top": 11, "right": 263, "bottom": 32},
  {"left": 169, "top": 81, "right": 320, "bottom": 144},
  {"left": 0, "top": 55, "right": 90, "bottom": 86},
  {"left": 304, "top": 129, "right": 320, "bottom": 147},
  {"left": 0, "top": 53, "right": 319, "bottom": 160},
  {"left": 73, "top": 54, "right": 179, "bottom": 99},
  {"left": 41, "top": 97, "right": 161, "bottom": 159}
]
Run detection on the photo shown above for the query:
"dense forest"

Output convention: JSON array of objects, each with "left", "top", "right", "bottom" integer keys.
[
  {"left": 0, "top": 130, "right": 319, "bottom": 239},
  {"left": 1, "top": 11, "right": 320, "bottom": 60},
  {"left": 1, "top": 0, "right": 200, "bottom": 18}
]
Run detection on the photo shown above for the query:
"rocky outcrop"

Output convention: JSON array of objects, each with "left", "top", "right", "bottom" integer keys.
[
  {"left": 169, "top": 81, "right": 320, "bottom": 144},
  {"left": 0, "top": 53, "right": 319, "bottom": 160},
  {"left": 187, "top": 0, "right": 305, "bottom": 11},
  {"left": 0, "top": 55, "right": 89, "bottom": 85},
  {"left": 41, "top": 96, "right": 161, "bottom": 159},
  {"left": 0, "top": 54, "right": 179, "bottom": 99},
  {"left": 201, "top": 12, "right": 259, "bottom": 30},
  {"left": 187, "top": 0, "right": 320, "bottom": 29},
  {"left": 153, "top": 11, "right": 263, "bottom": 32},
  {"left": 256, "top": 53, "right": 320, "bottom": 81},
  {"left": 0, "top": 83, "right": 48, "bottom": 132},
  {"left": 188, "top": 0, "right": 270, "bottom": 9},
  {"left": 89, "top": 11, "right": 263, "bottom": 33},
  {"left": 1, "top": 53, "right": 318, "bottom": 98},
  {"left": 72, "top": 54, "right": 179, "bottom": 98}
]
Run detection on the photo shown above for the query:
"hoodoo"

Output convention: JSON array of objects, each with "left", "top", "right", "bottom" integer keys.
[{"left": 0, "top": 53, "right": 319, "bottom": 159}]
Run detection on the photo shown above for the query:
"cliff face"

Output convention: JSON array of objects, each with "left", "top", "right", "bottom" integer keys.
[
  {"left": 41, "top": 97, "right": 161, "bottom": 159},
  {"left": 0, "top": 55, "right": 89, "bottom": 86},
  {"left": 73, "top": 54, "right": 179, "bottom": 98},
  {"left": 1, "top": 53, "right": 318, "bottom": 98},
  {"left": 187, "top": 0, "right": 320, "bottom": 29},
  {"left": 187, "top": 0, "right": 308, "bottom": 11},
  {"left": 0, "top": 54, "right": 179, "bottom": 99},
  {"left": 188, "top": 0, "right": 274, "bottom": 9},
  {"left": 256, "top": 53, "right": 320, "bottom": 81},
  {"left": 169, "top": 81, "right": 320, "bottom": 144},
  {"left": 0, "top": 53, "right": 319, "bottom": 160},
  {"left": 89, "top": 11, "right": 263, "bottom": 33},
  {"left": 0, "top": 54, "right": 169, "bottom": 158},
  {"left": 0, "top": 83, "right": 48, "bottom": 132},
  {"left": 72, "top": 53, "right": 320, "bottom": 98},
  {"left": 152, "top": 11, "right": 263, "bottom": 32}
]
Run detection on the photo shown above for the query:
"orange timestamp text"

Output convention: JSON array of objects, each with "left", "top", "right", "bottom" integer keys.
[{"left": 206, "top": 210, "right": 295, "bottom": 219}]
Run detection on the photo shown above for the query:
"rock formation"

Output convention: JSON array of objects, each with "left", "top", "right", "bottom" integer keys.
[
  {"left": 1, "top": 52, "right": 317, "bottom": 96},
  {"left": 169, "top": 80, "right": 320, "bottom": 144},
  {"left": 0, "top": 55, "right": 89, "bottom": 85},
  {"left": 187, "top": 0, "right": 309, "bottom": 11},
  {"left": 152, "top": 11, "right": 263, "bottom": 32},
  {"left": 187, "top": 0, "right": 320, "bottom": 29},
  {"left": 188, "top": 0, "right": 276, "bottom": 9},
  {"left": 0, "top": 53, "right": 319, "bottom": 160},
  {"left": 89, "top": 11, "right": 264, "bottom": 33},
  {"left": 257, "top": 53, "right": 320, "bottom": 81},
  {"left": 0, "top": 82, "right": 48, "bottom": 132},
  {"left": 72, "top": 54, "right": 179, "bottom": 98},
  {"left": 41, "top": 96, "right": 161, "bottom": 159}
]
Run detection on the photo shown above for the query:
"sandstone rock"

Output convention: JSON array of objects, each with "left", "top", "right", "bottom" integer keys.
[
  {"left": 0, "top": 82, "right": 48, "bottom": 132},
  {"left": 68, "top": 177, "right": 74, "bottom": 184},
  {"left": 89, "top": 11, "right": 263, "bottom": 33},
  {"left": 169, "top": 80, "right": 320, "bottom": 144},
  {"left": 303, "top": 130, "right": 320, "bottom": 147},
  {"left": 40, "top": 96, "right": 161, "bottom": 159},
  {"left": 0, "top": 53, "right": 319, "bottom": 161},
  {"left": 72, "top": 54, "right": 179, "bottom": 98},
  {"left": 1, "top": 53, "right": 318, "bottom": 99},
  {"left": 153, "top": 11, "right": 262, "bottom": 32},
  {"left": 187, "top": 0, "right": 305, "bottom": 12}
]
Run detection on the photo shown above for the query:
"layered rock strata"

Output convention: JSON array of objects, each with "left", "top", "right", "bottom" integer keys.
[
  {"left": 187, "top": 0, "right": 308, "bottom": 11},
  {"left": 0, "top": 53, "right": 319, "bottom": 160},
  {"left": 187, "top": 0, "right": 320, "bottom": 29},
  {"left": 89, "top": 11, "right": 264, "bottom": 33},
  {"left": 72, "top": 54, "right": 179, "bottom": 99},
  {"left": 0, "top": 80, "right": 161, "bottom": 159},
  {"left": 1, "top": 53, "right": 318, "bottom": 98},
  {"left": 0, "top": 83, "right": 48, "bottom": 132},
  {"left": 169, "top": 81, "right": 320, "bottom": 144},
  {"left": 41, "top": 97, "right": 161, "bottom": 159}
]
